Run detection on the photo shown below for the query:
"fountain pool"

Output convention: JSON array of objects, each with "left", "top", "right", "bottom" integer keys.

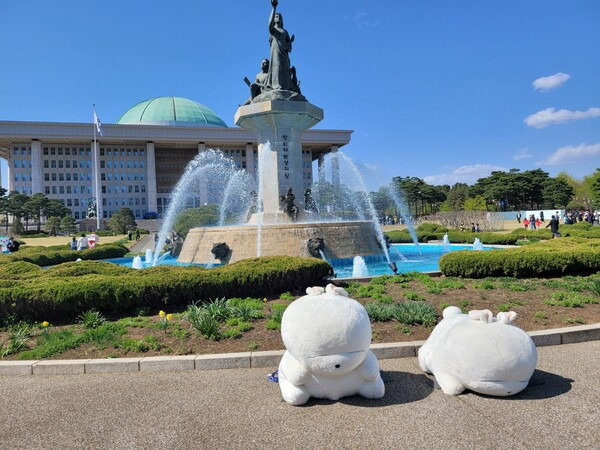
[{"left": 100, "top": 243, "right": 495, "bottom": 277}]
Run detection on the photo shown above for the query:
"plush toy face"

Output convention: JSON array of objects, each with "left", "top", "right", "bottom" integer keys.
[{"left": 281, "top": 290, "right": 371, "bottom": 377}]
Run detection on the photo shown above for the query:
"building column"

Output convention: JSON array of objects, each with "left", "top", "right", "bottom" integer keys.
[
  {"left": 317, "top": 154, "right": 325, "bottom": 184},
  {"left": 330, "top": 145, "right": 340, "bottom": 187},
  {"left": 146, "top": 142, "right": 158, "bottom": 213},
  {"left": 31, "top": 140, "right": 43, "bottom": 194},
  {"left": 245, "top": 143, "right": 255, "bottom": 177},
  {"left": 198, "top": 142, "right": 205, "bottom": 155},
  {"left": 91, "top": 140, "right": 103, "bottom": 228},
  {"left": 7, "top": 156, "right": 14, "bottom": 192}
]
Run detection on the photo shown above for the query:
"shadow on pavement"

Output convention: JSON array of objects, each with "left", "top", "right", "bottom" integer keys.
[
  {"left": 302, "top": 371, "right": 434, "bottom": 408},
  {"left": 508, "top": 369, "right": 574, "bottom": 400},
  {"left": 470, "top": 369, "right": 574, "bottom": 401}
]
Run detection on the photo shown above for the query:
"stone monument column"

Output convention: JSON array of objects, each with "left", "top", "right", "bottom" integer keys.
[
  {"left": 235, "top": 100, "right": 323, "bottom": 223},
  {"left": 146, "top": 142, "right": 158, "bottom": 213},
  {"left": 198, "top": 142, "right": 205, "bottom": 155},
  {"left": 31, "top": 139, "right": 43, "bottom": 194}
]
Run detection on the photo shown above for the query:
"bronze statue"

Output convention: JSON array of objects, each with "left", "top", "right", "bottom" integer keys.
[
  {"left": 243, "top": 0, "right": 306, "bottom": 103},
  {"left": 280, "top": 187, "right": 299, "bottom": 221},
  {"left": 304, "top": 188, "right": 318, "bottom": 213},
  {"left": 243, "top": 59, "right": 270, "bottom": 105},
  {"left": 211, "top": 242, "right": 231, "bottom": 261},
  {"left": 266, "top": 0, "right": 294, "bottom": 91},
  {"left": 307, "top": 237, "right": 324, "bottom": 258}
]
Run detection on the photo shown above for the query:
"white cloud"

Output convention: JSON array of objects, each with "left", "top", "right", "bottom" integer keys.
[
  {"left": 532, "top": 72, "right": 570, "bottom": 91},
  {"left": 353, "top": 11, "right": 381, "bottom": 28},
  {"left": 524, "top": 107, "right": 600, "bottom": 128},
  {"left": 423, "top": 164, "right": 509, "bottom": 185},
  {"left": 513, "top": 148, "right": 532, "bottom": 161},
  {"left": 536, "top": 143, "right": 600, "bottom": 166}
]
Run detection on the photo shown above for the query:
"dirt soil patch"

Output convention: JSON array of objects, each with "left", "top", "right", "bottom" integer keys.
[{"left": 1, "top": 275, "right": 599, "bottom": 361}]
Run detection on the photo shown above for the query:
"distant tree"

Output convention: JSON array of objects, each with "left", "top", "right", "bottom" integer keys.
[
  {"left": 463, "top": 195, "right": 487, "bottom": 211},
  {"left": 60, "top": 216, "right": 77, "bottom": 236},
  {"left": 542, "top": 178, "right": 574, "bottom": 209},
  {"left": 370, "top": 187, "right": 393, "bottom": 217},
  {"left": 44, "top": 216, "right": 61, "bottom": 236},
  {"left": 43, "top": 199, "right": 70, "bottom": 219},
  {"left": 441, "top": 183, "right": 470, "bottom": 211},
  {"left": 24, "top": 193, "right": 49, "bottom": 232},
  {"left": 0, "top": 187, "right": 8, "bottom": 232},
  {"left": 173, "top": 205, "right": 218, "bottom": 239},
  {"left": 107, "top": 207, "right": 137, "bottom": 234},
  {"left": 11, "top": 217, "right": 25, "bottom": 235}
]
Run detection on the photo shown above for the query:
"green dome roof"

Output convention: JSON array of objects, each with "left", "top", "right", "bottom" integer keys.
[{"left": 116, "top": 97, "right": 227, "bottom": 127}]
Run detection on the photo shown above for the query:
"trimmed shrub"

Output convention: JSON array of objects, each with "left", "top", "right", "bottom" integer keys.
[
  {"left": 0, "top": 256, "right": 332, "bottom": 322},
  {"left": 0, "top": 243, "right": 129, "bottom": 267},
  {"left": 439, "top": 239, "right": 600, "bottom": 278},
  {"left": 417, "top": 223, "right": 448, "bottom": 234}
]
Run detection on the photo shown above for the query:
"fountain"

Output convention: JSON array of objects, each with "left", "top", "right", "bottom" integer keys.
[
  {"left": 473, "top": 238, "right": 484, "bottom": 251},
  {"left": 442, "top": 234, "right": 451, "bottom": 252},
  {"left": 132, "top": 256, "right": 143, "bottom": 270},
  {"left": 352, "top": 256, "right": 369, "bottom": 278},
  {"left": 145, "top": 249, "right": 153, "bottom": 265},
  {"left": 175, "top": 1, "right": 387, "bottom": 266}
]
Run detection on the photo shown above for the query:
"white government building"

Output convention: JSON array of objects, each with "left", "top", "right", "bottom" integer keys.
[{"left": 0, "top": 97, "right": 351, "bottom": 220}]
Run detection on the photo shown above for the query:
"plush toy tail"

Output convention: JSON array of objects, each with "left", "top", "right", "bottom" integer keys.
[{"left": 497, "top": 311, "right": 518, "bottom": 323}]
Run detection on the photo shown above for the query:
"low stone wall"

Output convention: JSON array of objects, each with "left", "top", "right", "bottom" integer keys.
[{"left": 178, "top": 221, "right": 383, "bottom": 264}]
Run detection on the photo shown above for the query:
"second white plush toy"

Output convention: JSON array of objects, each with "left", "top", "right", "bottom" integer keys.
[
  {"left": 418, "top": 306, "right": 537, "bottom": 396},
  {"left": 278, "top": 284, "right": 385, "bottom": 405}
]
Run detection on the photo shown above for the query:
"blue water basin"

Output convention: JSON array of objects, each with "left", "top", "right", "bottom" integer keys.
[{"left": 99, "top": 243, "right": 495, "bottom": 277}]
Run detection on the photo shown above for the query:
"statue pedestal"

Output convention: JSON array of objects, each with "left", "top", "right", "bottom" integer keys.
[{"left": 235, "top": 100, "right": 323, "bottom": 222}]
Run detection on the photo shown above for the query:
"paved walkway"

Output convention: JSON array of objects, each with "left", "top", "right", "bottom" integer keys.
[
  {"left": 1, "top": 341, "right": 598, "bottom": 449},
  {"left": 128, "top": 233, "right": 156, "bottom": 253}
]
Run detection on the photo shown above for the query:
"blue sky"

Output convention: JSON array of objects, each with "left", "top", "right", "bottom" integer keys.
[{"left": 1, "top": 0, "right": 599, "bottom": 190}]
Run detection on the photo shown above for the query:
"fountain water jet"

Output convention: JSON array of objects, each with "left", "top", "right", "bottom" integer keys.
[
  {"left": 442, "top": 234, "right": 451, "bottom": 252},
  {"left": 473, "top": 238, "right": 484, "bottom": 251},
  {"left": 352, "top": 256, "right": 369, "bottom": 278}
]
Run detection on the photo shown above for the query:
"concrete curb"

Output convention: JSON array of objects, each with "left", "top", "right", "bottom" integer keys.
[{"left": 1, "top": 323, "right": 599, "bottom": 376}]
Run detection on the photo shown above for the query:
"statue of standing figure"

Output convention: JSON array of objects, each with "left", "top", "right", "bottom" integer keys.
[
  {"left": 243, "top": 0, "right": 306, "bottom": 103},
  {"left": 243, "top": 59, "right": 270, "bottom": 105}
]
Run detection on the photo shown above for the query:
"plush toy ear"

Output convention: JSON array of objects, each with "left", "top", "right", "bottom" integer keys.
[
  {"left": 306, "top": 286, "right": 325, "bottom": 296},
  {"left": 442, "top": 306, "right": 462, "bottom": 319},
  {"left": 468, "top": 309, "right": 494, "bottom": 323},
  {"left": 325, "top": 283, "right": 348, "bottom": 297},
  {"left": 497, "top": 311, "right": 518, "bottom": 323}
]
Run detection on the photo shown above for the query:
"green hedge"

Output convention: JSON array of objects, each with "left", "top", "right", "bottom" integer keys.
[
  {"left": 0, "top": 244, "right": 129, "bottom": 267},
  {"left": 439, "top": 239, "right": 600, "bottom": 278},
  {"left": 0, "top": 256, "right": 332, "bottom": 321}
]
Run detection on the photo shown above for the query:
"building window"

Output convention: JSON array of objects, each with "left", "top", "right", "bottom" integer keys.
[
  {"left": 74, "top": 199, "right": 79, "bottom": 207},
  {"left": 43, "top": 147, "right": 48, "bottom": 155},
  {"left": 13, "top": 159, "right": 18, "bottom": 168},
  {"left": 102, "top": 186, "right": 106, "bottom": 194},
  {"left": 44, "top": 173, "right": 50, "bottom": 181},
  {"left": 67, "top": 199, "right": 72, "bottom": 207},
  {"left": 59, "top": 186, "right": 64, "bottom": 194},
  {"left": 50, "top": 148, "right": 56, "bottom": 155},
  {"left": 66, "top": 186, "right": 71, "bottom": 194},
  {"left": 51, "top": 173, "right": 57, "bottom": 181},
  {"left": 52, "top": 186, "right": 58, "bottom": 194},
  {"left": 66, "top": 173, "right": 71, "bottom": 181},
  {"left": 51, "top": 160, "right": 56, "bottom": 168},
  {"left": 58, "top": 160, "right": 63, "bottom": 168},
  {"left": 65, "top": 148, "right": 71, "bottom": 155},
  {"left": 59, "top": 173, "right": 64, "bottom": 181},
  {"left": 45, "top": 186, "right": 50, "bottom": 194},
  {"left": 58, "top": 147, "right": 63, "bottom": 155},
  {"left": 100, "top": 161, "right": 105, "bottom": 168}
]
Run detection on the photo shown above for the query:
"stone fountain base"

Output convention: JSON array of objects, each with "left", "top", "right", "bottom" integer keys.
[{"left": 177, "top": 221, "right": 383, "bottom": 265}]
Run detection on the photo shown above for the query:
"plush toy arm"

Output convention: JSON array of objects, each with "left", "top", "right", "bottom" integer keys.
[
  {"left": 497, "top": 311, "right": 517, "bottom": 323},
  {"left": 279, "top": 351, "right": 310, "bottom": 386},
  {"left": 358, "top": 350, "right": 381, "bottom": 381},
  {"left": 306, "top": 286, "right": 325, "bottom": 296},
  {"left": 468, "top": 309, "right": 494, "bottom": 323}
]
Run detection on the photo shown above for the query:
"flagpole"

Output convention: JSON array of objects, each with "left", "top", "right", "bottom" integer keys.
[{"left": 93, "top": 104, "right": 100, "bottom": 230}]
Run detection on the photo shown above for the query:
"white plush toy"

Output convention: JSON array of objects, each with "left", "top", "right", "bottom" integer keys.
[
  {"left": 418, "top": 306, "right": 537, "bottom": 396},
  {"left": 278, "top": 283, "right": 385, "bottom": 405}
]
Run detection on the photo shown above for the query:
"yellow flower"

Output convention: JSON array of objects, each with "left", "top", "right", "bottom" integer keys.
[
  {"left": 159, "top": 310, "right": 165, "bottom": 317},
  {"left": 42, "top": 321, "right": 49, "bottom": 328},
  {"left": 263, "top": 298, "right": 268, "bottom": 303},
  {"left": 166, "top": 314, "right": 173, "bottom": 321}
]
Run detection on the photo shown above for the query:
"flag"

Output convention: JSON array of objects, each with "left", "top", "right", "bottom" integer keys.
[{"left": 93, "top": 108, "right": 103, "bottom": 136}]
